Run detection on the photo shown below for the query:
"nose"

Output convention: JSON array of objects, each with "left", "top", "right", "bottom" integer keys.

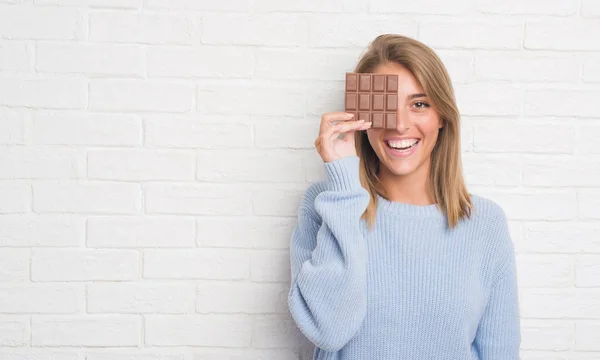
[{"left": 394, "top": 107, "right": 411, "bottom": 131}]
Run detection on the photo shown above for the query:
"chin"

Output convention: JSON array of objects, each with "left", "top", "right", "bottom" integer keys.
[{"left": 382, "top": 158, "right": 420, "bottom": 176}]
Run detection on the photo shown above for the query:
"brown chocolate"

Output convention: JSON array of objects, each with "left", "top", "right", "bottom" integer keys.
[{"left": 344, "top": 72, "right": 399, "bottom": 129}]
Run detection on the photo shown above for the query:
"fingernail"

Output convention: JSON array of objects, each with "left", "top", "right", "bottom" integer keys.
[
  {"left": 346, "top": 113, "right": 355, "bottom": 118},
  {"left": 358, "top": 119, "right": 365, "bottom": 123}
]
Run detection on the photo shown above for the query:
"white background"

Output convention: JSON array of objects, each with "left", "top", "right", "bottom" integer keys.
[{"left": 0, "top": 0, "right": 599, "bottom": 359}]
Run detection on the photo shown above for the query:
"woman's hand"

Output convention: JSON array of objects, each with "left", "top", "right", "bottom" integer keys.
[{"left": 314, "top": 112, "right": 372, "bottom": 163}]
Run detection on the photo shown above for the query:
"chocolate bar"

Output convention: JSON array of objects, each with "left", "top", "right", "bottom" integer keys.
[{"left": 344, "top": 72, "right": 399, "bottom": 129}]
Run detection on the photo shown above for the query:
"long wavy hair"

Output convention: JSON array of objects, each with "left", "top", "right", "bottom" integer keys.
[{"left": 355, "top": 34, "right": 473, "bottom": 230}]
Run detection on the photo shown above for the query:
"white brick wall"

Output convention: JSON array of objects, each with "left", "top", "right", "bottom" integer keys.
[{"left": 0, "top": 1, "right": 598, "bottom": 359}]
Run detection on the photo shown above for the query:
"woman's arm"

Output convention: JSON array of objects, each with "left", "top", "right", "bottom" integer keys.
[
  {"left": 288, "top": 155, "right": 370, "bottom": 352},
  {"left": 473, "top": 210, "right": 521, "bottom": 359}
]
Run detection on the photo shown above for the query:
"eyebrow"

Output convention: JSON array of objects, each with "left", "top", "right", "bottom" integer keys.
[{"left": 407, "top": 93, "right": 428, "bottom": 100}]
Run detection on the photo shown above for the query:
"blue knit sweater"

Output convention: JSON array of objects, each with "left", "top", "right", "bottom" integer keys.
[{"left": 288, "top": 156, "right": 521, "bottom": 360}]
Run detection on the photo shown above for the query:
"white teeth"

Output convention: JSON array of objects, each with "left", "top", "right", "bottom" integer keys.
[{"left": 387, "top": 139, "right": 418, "bottom": 148}]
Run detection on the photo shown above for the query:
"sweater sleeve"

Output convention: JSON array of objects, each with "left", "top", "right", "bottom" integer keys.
[
  {"left": 287, "top": 156, "right": 370, "bottom": 352},
  {"left": 473, "top": 210, "right": 522, "bottom": 360}
]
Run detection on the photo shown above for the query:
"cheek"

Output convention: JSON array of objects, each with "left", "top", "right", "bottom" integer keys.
[{"left": 366, "top": 129, "right": 383, "bottom": 150}]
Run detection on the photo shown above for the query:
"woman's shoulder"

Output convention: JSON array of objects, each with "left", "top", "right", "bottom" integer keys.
[
  {"left": 468, "top": 193, "right": 508, "bottom": 222},
  {"left": 467, "top": 193, "right": 514, "bottom": 253}
]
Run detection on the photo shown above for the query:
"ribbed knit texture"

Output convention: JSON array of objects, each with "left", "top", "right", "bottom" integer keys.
[{"left": 288, "top": 156, "right": 521, "bottom": 360}]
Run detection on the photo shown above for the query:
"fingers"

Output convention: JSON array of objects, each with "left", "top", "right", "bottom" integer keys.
[
  {"left": 324, "top": 120, "right": 370, "bottom": 139},
  {"left": 319, "top": 112, "right": 355, "bottom": 133}
]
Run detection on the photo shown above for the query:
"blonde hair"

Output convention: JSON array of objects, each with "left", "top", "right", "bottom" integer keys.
[{"left": 354, "top": 34, "right": 473, "bottom": 230}]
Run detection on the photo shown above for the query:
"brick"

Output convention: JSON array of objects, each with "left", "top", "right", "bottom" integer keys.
[
  {"left": 477, "top": 0, "right": 577, "bottom": 15},
  {"left": 196, "top": 281, "right": 288, "bottom": 314},
  {"left": 143, "top": 249, "right": 250, "bottom": 280},
  {"left": 0, "top": 5, "right": 83, "bottom": 40},
  {"left": 303, "top": 148, "right": 328, "bottom": 183},
  {"left": 144, "top": 115, "right": 253, "bottom": 149},
  {"left": 521, "top": 319, "right": 574, "bottom": 350},
  {"left": 36, "top": 42, "right": 144, "bottom": 76},
  {"left": 576, "top": 255, "right": 600, "bottom": 287},
  {"left": 89, "top": 12, "right": 195, "bottom": 45},
  {"left": 462, "top": 153, "right": 521, "bottom": 187},
  {"left": 197, "top": 150, "right": 307, "bottom": 183},
  {"left": 0, "top": 108, "right": 28, "bottom": 145},
  {"left": 420, "top": 20, "right": 522, "bottom": 49},
  {"left": 144, "top": 315, "right": 252, "bottom": 346},
  {"left": 87, "top": 216, "right": 195, "bottom": 248},
  {"left": 145, "top": 183, "right": 253, "bottom": 216},
  {"left": 581, "top": 0, "right": 600, "bottom": 17},
  {"left": 519, "top": 288, "right": 600, "bottom": 319},
  {"left": 474, "top": 51, "right": 580, "bottom": 82},
  {"left": 306, "top": 82, "right": 344, "bottom": 116},
  {"left": 0, "top": 40, "right": 29, "bottom": 71},
  {"left": 576, "top": 122, "right": 600, "bottom": 150},
  {"left": 519, "top": 222, "right": 599, "bottom": 254},
  {"left": 89, "top": 80, "right": 194, "bottom": 113},
  {"left": 32, "top": 315, "right": 141, "bottom": 346},
  {"left": 0, "top": 316, "right": 28, "bottom": 346},
  {"left": 583, "top": 55, "right": 600, "bottom": 82},
  {"left": 251, "top": 249, "right": 290, "bottom": 283},
  {"left": 525, "top": 90, "right": 600, "bottom": 117},
  {"left": 147, "top": 46, "right": 254, "bottom": 78},
  {"left": 0, "top": 249, "right": 29, "bottom": 281},
  {"left": 33, "top": 112, "right": 141, "bottom": 146},
  {"left": 516, "top": 254, "right": 573, "bottom": 288},
  {"left": 197, "top": 83, "right": 304, "bottom": 116},
  {"left": 256, "top": 49, "right": 357, "bottom": 81},
  {"left": 251, "top": 184, "right": 305, "bottom": 217},
  {"left": 32, "top": 249, "right": 139, "bottom": 281},
  {"left": 254, "top": 117, "right": 316, "bottom": 149},
  {"left": 526, "top": 20, "right": 600, "bottom": 50},
  {"left": 86, "top": 351, "right": 186, "bottom": 360},
  {"left": 0, "top": 181, "right": 30, "bottom": 214},
  {"left": 522, "top": 155, "right": 600, "bottom": 187},
  {"left": 0, "top": 350, "right": 79, "bottom": 360},
  {"left": 473, "top": 191, "right": 577, "bottom": 221},
  {"left": 0, "top": 284, "right": 81, "bottom": 313},
  {"left": 575, "top": 321, "right": 600, "bottom": 350},
  {"left": 455, "top": 84, "right": 521, "bottom": 116},
  {"left": 192, "top": 349, "right": 299, "bottom": 360},
  {"left": 370, "top": 0, "right": 469, "bottom": 14},
  {"left": 202, "top": 14, "right": 307, "bottom": 46},
  {"left": 35, "top": 0, "right": 140, "bottom": 7},
  {"left": 197, "top": 216, "right": 293, "bottom": 249},
  {"left": 0, "top": 215, "right": 83, "bottom": 247},
  {"left": 571, "top": 351, "right": 600, "bottom": 360},
  {"left": 309, "top": 15, "right": 417, "bottom": 47},
  {"left": 473, "top": 119, "right": 574, "bottom": 154},
  {"left": 0, "top": 146, "right": 82, "bottom": 179},
  {"left": 88, "top": 149, "right": 196, "bottom": 181},
  {"left": 87, "top": 283, "right": 195, "bottom": 314},
  {"left": 0, "top": 78, "right": 86, "bottom": 109},
  {"left": 33, "top": 182, "right": 141, "bottom": 214},
  {"left": 579, "top": 189, "right": 600, "bottom": 219},
  {"left": 436, "top": 50, "right": 474, "bottom": 84},
  {"left": 252, "top": 314, "right": 303, "bottom": 348},
  {"left": 146, "top": 0, "right": 252, "bottom": 11}
]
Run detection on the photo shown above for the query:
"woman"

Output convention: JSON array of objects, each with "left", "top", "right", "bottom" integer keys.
[{"left": 287, "top": 34, "right": 521, "bottom": 360}]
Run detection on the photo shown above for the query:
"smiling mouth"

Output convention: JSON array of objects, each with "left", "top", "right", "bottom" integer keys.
[{"left": 385, "top": 139, "right": 420, "bottom": 151}]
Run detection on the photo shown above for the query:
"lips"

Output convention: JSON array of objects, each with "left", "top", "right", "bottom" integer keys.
[
  {"left": 384, "top": 139, "right": 420, "bottom": 157},
  {"left": 386, "top": 139, "right": 419, "bottom": 150}
]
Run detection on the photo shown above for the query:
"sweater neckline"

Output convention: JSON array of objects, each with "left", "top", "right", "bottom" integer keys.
[{"left": 376, "top": 194, "right": 444, "bottom": 218}]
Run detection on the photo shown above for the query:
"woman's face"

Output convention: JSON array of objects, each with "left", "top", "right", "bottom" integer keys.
[{"left": 366, "top": 62, "right": 443, "bottom": 178}]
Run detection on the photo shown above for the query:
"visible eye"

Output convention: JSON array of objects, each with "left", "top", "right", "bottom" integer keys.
[{"left": 413, "top": 101, "right": 430, "bottom": 109}]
